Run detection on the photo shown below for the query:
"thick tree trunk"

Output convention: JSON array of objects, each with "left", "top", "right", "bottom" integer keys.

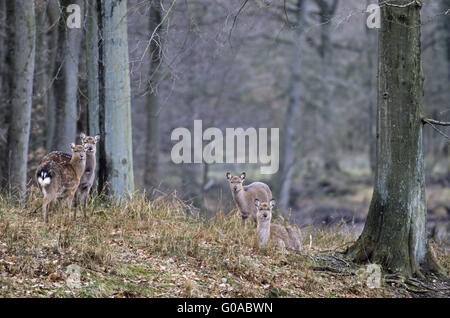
[
  {"left": 52, "top": 0, "right": 83, "bottom": 153},
  {"left": 278, "top": 0, "right": 306, "bottom": 216},
  {"left": 101, "top": 0, "right": 135, "bottom": 197},
  {"left": 347, "top": 1, "right": 442, "bottom": 277},
  {"left": 144, "top": 0, "right": 162, "bottom": 190},
  {"left": 7, "top": 1, "right": 36, "bottom": 197}
]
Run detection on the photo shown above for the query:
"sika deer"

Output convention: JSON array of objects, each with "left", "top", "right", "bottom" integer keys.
[
  {"left": 39, "top": 133, "right": 100, "bottom": 219},
  {"left": 255, "top": 199, "right": 302, "bottom": 251},
  {"left": 36, "top": 143, "right": 87, "bottom": 223},
  {"left": 226, "top": 172, "right": 272, "bottom": 229}
]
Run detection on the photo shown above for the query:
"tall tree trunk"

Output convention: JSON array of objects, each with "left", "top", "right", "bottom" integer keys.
[
  {"left": 7, "top": 1, "right": 36, "bottom": 197},
  {"left": 100, "top": 0, "right": 135, "bottom": 197},
  {"left": 32, "top": 0, "right": 49, "bottom": 155},
  {"left": 277, "top": 0, "right": 306, "bottom": 216},
  {"left": 346, "top": 1, "right": 442, "bottom": 277},
  {"left": 86, "top": 0, "right": 100, "bottom": 137},
  {"left": 144, "top": 0, "right": 162, "bottom": 190},
  {"left": 45, "top": 0, "right": 60, "bottom": 152},
  {"left": 366, "top": 0, "right": 377, "bottom": 178},
  {"left": 317, "top": 0, "right": 340, "bottom": 172},
  {"left": 52, "top": 0, "right": 83, "bottom": 153},
  {"left": 86, "top": 0, "right": 101, "bottom": 188},
  {"left": 0, "top": 0, "right": 9, "bottom": 186}
]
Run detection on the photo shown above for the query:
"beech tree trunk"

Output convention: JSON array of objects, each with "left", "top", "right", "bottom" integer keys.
[
  {"left": 100, "top": 0, "right": 135, "bottom": 197},
  {"left": 347, "top": 0, "right": 442, "bottom": 277},
  {"left": 144, "top": 0, "right": 162, "bottom": 190},
  {"left": 7, "top": 1, "right": 36, "bottom": 197},
  {"left": 278, "top": 0, "right": 306, "bottom": 215},
  {"left": 52, "top": 0, "right": 83, "bottom": 153},
  {"left": 366, "top": 0, "right": 377, "bottom": 177},
  {"left": 86, "top": 0, "right": 100, "bottom": 137},
  {"left": 0, "top": 0, "right": 9, "bottom": 186},
  {"left": 317, "top": 0, "right": 340, "bottom": 172},
  {"left": 45, "top": 0, "right": 60, "bottom": 152}
]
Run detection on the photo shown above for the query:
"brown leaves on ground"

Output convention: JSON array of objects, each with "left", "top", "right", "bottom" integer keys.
[{"left": 0, "top": 188, "right": 448, "bottom": 298}]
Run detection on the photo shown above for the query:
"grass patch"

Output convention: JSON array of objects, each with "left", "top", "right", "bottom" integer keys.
[{"left": 0, "top": 187, "right": 448, "bottom": 298}]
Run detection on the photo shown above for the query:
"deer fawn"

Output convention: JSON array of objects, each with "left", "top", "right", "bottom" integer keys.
[
  {"left": 36, "top": 143, "right": 87, "bottom": 223},
  {"left": 39, "top": 133, "right": 100, "bottom": 220},
  {"left": 226, "top": 172, "right": 272, "bottom": 228},
  {"left": 255, "top": 199, "right": 302, "bottom": 251}
]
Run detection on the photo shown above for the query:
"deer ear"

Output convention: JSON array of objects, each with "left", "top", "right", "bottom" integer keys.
[
  {"left": 226, "top": 172, "right": 231, "bottom": 180},
  {"left": 270, "top": 199, "right": 276, "bottom": 208},
  {"left": 70, "top": 143, "right": 76, "bottom": 150},
  {"left": 94, "top": 134, "right": 101, "bottom": 142},
  {"left": 240, "top": 172, "right": 246, "bottom": 180},
  {"left": 254, "top": 199, "right": 260, "bottom": 207},
  {"left": 80, "top": 132, "right": 86, "bottom": 140}
]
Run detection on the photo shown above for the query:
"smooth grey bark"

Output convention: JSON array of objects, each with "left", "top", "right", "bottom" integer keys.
[
  {"left": 86, "top": 0, "right": 100, "bottom": 137},
  {"left": 52, "top": 0, "right": 83, "bottom": 153},
  {"left": 277, "top": 0, "right": 306, "bottom": 216},
  {"left": 366, "top": 0, "right": 377, "bottom": 177},
  {"left": 0, "top": 0, "right": 8, "bottom": 186},
  {"left": 101, "top": 0, "right": 135, "bottom": 197},
  {"left": 33, "top": 1, "right": 49, "bottom": 150},
  {"left": 144, "top": 0, "right": 162, "bottom": 190},
  {"left": 7, "top": 1, "right": 36, "bottom": 197},
  {"left": 45, "top": 0, "right": 60, "bottom": 152},
  {"left": 316, "top": 0, "right": 340, "bottom": 172},
  {"left": 86, "top": 0, "right": 100, "bottom": 182},
  {"left": 347, "top": 0, "right": 442, "bottom": 277}
]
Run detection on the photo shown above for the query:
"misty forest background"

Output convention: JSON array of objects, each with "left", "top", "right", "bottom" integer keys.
[{"left": 0, "top": 0, "right": 449, "bottom": 244}]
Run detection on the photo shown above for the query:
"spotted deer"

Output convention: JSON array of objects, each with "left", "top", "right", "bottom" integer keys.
[
  {"left": 36, "top": 143, "right": 87, "bottom": 223},
  {"left": 255, "top": 199, "right": 302, "bottom": 251},
  {"left": 39, "top": 133, "right": 100, "bottom": 220},
  {"left": 226, "top": 172, "right": 272, "bottom": 228}
]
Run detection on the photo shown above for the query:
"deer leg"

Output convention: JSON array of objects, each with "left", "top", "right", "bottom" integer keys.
[
  {"left": 42, "top": 197, "right": 50, "bottom": 223},
  {"left": 242, "top": 217, "right": 247, "bottom": 229},
  {"left": 81, "top": 190, "right": 88, "bottom": 220},
  {"left": 66, "top": 196, "right": 74, "bottom": 221},
  {"left": 73, "top": 188, "right": 79, "bottom": 208}
]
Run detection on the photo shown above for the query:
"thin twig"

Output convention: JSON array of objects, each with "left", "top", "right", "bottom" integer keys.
[{"left": 228, "top": 0, "right": 249, "bottom": 49}]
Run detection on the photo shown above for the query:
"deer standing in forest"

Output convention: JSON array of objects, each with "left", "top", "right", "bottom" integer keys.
[
  {"left": 255, "top": 199, "right": 302, "bottom": 251},
  {"left": 38, "top": 133, "right": 100, "bottom": 220},
  {"left": 226, "top": 172, "right": 272, "bottom": 228},
  {"left": 36, "top": 143, "right": 87, "bottom": 223}
]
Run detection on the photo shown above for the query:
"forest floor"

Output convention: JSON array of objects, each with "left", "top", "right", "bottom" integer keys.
[{"left": 0, "top": 188, "right": 449, "bottom": 298}]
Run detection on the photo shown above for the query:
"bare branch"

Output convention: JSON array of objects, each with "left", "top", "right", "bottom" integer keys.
[{"left": 423, "top": 118, "right": 450, "bottom": 126}]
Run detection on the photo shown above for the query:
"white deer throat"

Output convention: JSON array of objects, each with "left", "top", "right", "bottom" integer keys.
[{"left": 257, "top": 221, "right": 271, "bottom": 246}]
